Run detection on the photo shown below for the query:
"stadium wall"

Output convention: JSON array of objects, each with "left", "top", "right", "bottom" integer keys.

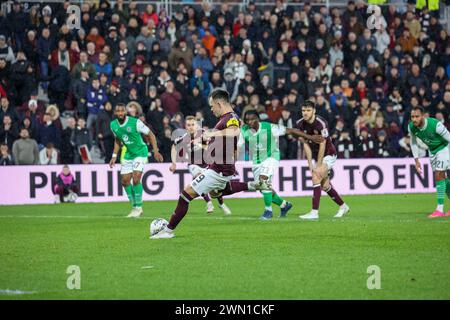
[{"left": 0, "top": 158, "right": 436, "bottom": 205}]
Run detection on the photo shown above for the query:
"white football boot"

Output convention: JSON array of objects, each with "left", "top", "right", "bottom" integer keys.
[
  {"left": 150, "top": 227, "right": 175, "bottom": 239},
  {"left": 219, "top": 203, "right": 232, "bottom": 215},
  {"left": 299, "top": 211, "right": 319, "bottom": 220},
  {"left": 206, "top": 201, "right": 214, "bottom": 214},
  {"left": 334, "top": 204, "right": 350, "bottom": 218},
  {"left": 127, "top": 207, "right": 143, "bottom": 218}
]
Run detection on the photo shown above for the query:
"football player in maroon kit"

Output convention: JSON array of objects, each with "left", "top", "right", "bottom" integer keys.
[
  {"left": 151, "top": 89, "right": 270, "bottom": 239},
  {"left": 296, "top": 100, "right": 350, "bottom": 219},
  {"left": 170, "top": 115, "right": 232, "bottom": 215}
]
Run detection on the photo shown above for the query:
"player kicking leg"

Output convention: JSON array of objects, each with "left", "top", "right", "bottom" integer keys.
[
  {"left": 152, "top": 88, "right": 267, "bottom": 238},
  {"left": 169, "top": 115, "right": 232, "bottom": 215},
  {"left": 150, "top": 169, "right": 270, "bottom": 239}
]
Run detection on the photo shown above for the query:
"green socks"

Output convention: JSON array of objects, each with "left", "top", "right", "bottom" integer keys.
[
  {"left": 445, "top": 178, "right": 450, "bottom": 199},
  {"left": 262, "top": 190, "right": 272, "bottom": 211},
  {"left": 437, "top": 180, "right": 446, "bottom": 212},
  {"left": 272, "top": 193, "right": 284, "bottom": 206},
  {"left": 124, "top": 184, "right": 135, "bottom": 207},
  {"left": 133, "top": 183, "right": 143, "bottom": 208}
]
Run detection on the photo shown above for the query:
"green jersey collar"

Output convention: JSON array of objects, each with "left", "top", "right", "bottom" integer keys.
[{"left": 419, "top": 118, "right": 428, "bottom": 131}]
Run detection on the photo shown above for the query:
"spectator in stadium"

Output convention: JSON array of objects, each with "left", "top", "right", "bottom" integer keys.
[
  {"left": 336, "top": 129, "right": 354, "bottom": 159},
  {"left": 39, "top": 142, "right": 58, "bottom": 165},
  {"left": 12, "top": 127, "right": 39, "bottom": 165},
  {"left": 0, "top": 35, "right": 15, "bottom": 63},
  {"left": 192, "top": 46, "right": 213, "bottom": 77},
  {"left": 278, "top": 109, "right": 298, "bottom": 159},
  {"left": 86, "top": 78, "right": 108, "bottom": 142},
  {"left": 60, "top": 116, "right": 76, "bottom": 165},
  {"left": 9, "top": 51, "right": 38, "bottom": 106},
  {"left": 96, "top": 101, "right": 114, "bottom": 162},
  {"left": 356, "top": 127, "right": 375, "bottom": 158},
  {"left": 0, "top": 0, "right": 447, "bottom": 167},
  {"left": 168, "top": 38, "right": 193, "bottom": 74},
  {"left": 37, "top": 111, "right": 61, "bottom": 149},
  {"left": 71, "top": 51, "right": 97, "bottom": 80},
  {"left": 375, "top": 130, "right": 393, "bottom": 158},
  {"left": 71, "top": 117, "right": 91, "bottom": 164},
  {"left": 53, "top": 165, "right": 79, "bottom": 203},
  {"left": 189, "top": 67, "right": 211, "bottom": 99},
  {"left": 95, "top": 52, "right": 113, "bottom": 78},
  {"left": 47, "top": 64, "right": 71, "bottom": 111},
  {"left": 161, "top": 81, "right": 182, "bottom": 117},
  {"left": 0, "top": 142, "right": 13, "bottom": 165},
  {"left": 0, "top": 115, "right": 19, "bottom": 150}
]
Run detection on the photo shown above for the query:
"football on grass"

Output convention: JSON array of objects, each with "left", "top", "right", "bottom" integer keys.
[{"left": 150, "top": 218, "right": 168, "bottom": 236}]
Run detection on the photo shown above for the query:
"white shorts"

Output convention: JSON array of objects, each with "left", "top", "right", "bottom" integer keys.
[
  {"left": 120, "top": 157, "right": 147, "bottom": 175},
  {"left": 190, "top": 168, "right": 233, "bottom": 196},
  {"left": 430, "top": 146, "right": 450, "bottom": 171},
  {"left": 323, "top": 155, "right": 337, "bottom": 171},
  {"left": 253, "top": 157, "right": 279, "bottom": 183},
  {"left": 188, "top": 164, "right": 206, "bottom": 178}
]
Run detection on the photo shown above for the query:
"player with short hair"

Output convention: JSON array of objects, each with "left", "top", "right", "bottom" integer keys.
[
  {"left": 296, "top": 100, "right": 350, "bottom": 219},
  {"left": 409, "top": 106, "right": 450, "bottom": 218},
  {"left": 109, "top": 103, "right": 163, "bottom": 218},
  {"left": 151, "top": 89, "right": 271, "bottom": 239},
  {"left": 239, "top": 110, "right": 324, "bottom": 219},
  {"left": 170, "top": 115, "right": 232, "bottom": 215}
]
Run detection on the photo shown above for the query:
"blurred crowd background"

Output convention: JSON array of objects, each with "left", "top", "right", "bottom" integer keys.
[{"left": 0, "top": 0, "right": 449, "bottom": 166}]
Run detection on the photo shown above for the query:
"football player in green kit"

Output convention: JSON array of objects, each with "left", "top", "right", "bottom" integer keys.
[
  {"left": 109, "top": 103, "right": 163, "bottom": 217},
  {"left": 409, "top": 106, "right": 450, "bottom": 218}
]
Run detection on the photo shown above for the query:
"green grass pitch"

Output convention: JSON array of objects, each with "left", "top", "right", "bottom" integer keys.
[{"left": 0, "top": 194, "right": 449, "bottom": 300}]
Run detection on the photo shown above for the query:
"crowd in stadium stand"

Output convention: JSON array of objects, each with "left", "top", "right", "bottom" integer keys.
[{"left": 0, "top": 0, "right": 449, "bottom": 166}]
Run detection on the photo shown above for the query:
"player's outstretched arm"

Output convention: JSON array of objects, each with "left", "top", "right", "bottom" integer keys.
[
  {"left": 109, "top": 138, "right": 121, "bottom": 168},
  {"left": 285, "top": 128, "right": 324, "bottom": 144}
]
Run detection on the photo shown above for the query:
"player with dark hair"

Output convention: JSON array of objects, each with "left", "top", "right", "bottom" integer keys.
[
  {"left": 296, "top": 100, "right": 350, "bottom": 219},
  {"left": 109, "top": 103, "right": 163, "bottom": 217},
  {"left": 151, "top": 89, "right": 270, "bottom": 239},
  {"left": 409, "top": 106, "right": 450, "bottom": 217},
  {"left": 170, "top": 115, "right": 232, "bottom": 215}
]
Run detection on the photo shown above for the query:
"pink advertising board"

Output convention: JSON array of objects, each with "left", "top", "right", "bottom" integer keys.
[{"left": 0, "top": 158, "right": 435, "bottom": 205}]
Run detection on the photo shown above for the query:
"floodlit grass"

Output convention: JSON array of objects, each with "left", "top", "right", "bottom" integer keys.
[{"left": 0, "top": 193, "right": 449, "bottom": 299}]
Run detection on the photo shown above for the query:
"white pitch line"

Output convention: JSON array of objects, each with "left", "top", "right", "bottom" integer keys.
[{"left": 0, "top": 289, "right": 37, "bottom": 295}]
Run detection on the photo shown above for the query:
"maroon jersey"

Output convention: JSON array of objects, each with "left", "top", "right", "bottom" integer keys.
[
  {"left": 174, "top": 129, "right": 208, "bottom": 167},
  {"left": 296, "top": 115, "right": 337, "bottom": 160},
  {"left": 207, "top": 112, "right": 240, "bottom": 176}
]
